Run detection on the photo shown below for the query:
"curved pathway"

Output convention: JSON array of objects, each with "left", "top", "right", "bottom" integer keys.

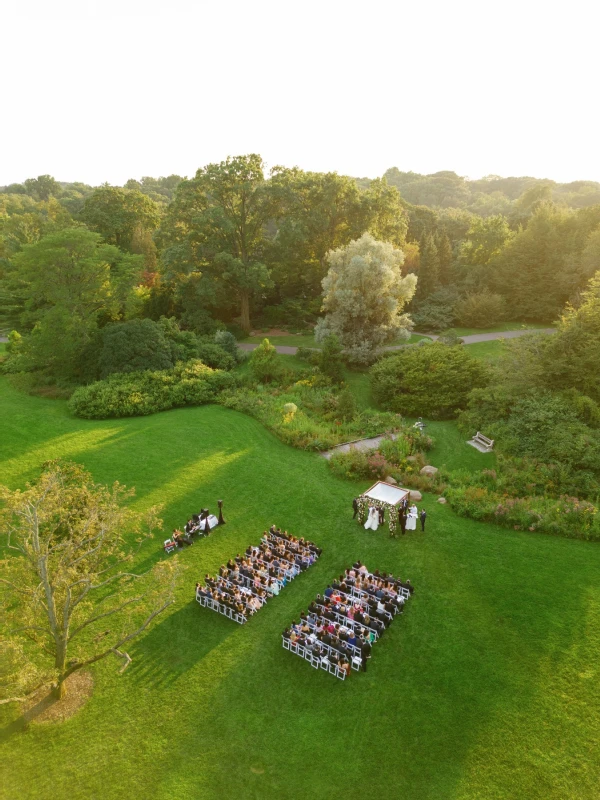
[{"left": 238, "top": 328, "right": 556, "bottom": 355}]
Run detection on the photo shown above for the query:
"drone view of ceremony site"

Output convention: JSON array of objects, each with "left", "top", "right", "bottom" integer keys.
[{"left": 1, "top": 3, "right": 599, "bottom": 800}]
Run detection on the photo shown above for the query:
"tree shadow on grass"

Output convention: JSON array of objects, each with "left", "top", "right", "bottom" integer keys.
[{"left": 124, "top": 600, "right": 239, "bottom": 690}]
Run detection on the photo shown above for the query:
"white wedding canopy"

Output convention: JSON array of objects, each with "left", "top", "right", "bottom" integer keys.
[{"left": 362, "top": 481, "right": 409, "bottom": 506}]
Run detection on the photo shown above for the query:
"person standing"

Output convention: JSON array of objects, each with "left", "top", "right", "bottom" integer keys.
[
  {"left": 420, "top": 508, "right": 427, "bottom": 532},
  {"left": 352, "top": 497, "right": 359, "bottom": 519},
  {"left": 399, "top": 509, "right": 407, "bottom": 535}
]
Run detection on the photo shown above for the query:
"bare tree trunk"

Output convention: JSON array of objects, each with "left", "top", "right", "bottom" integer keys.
[
  {"left": 240, "top": 292, "right": 251, "bottom": 334},
  {"left": 53, "top": 639, "right": 67, "bottom": 699}
]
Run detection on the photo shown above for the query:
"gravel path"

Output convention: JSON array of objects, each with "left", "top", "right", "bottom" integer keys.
[
  {"left": 238, "top": 328, "right": 556, "bottom": 355},
  {"left": 320, "top": 433, "right": 398, "bottom": 460}
]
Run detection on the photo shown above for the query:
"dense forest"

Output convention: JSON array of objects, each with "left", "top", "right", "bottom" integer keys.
[{"left": 1, "top": 157, "right": 600, "bottom": 373}]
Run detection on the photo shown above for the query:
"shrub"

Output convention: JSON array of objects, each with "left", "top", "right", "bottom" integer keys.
[
  {"left": 194, "top": 339, "right": 236, "bottom": 371},
  {"left": 445, "top": 486, "right": 600, "bottom": 541},
  {"left": 96, "top": 319, "right": 173, "bottom": 378},
  {"left": 318, "top": 335, "right": 344, "bottom": 383},
  {"left": 437, "top": 329, "right": 464, "bottom": 347},
  {"left": 454, "top": 290, "right": 507, "bottom": 328},
  {"left": 337, "top": 388, "right": 356, "bottom": 421},
  {"left": 249, "top": 339, "right": 281, "bottom": 383},
  {"left": 411, "top": 288, "right": 458, "bottom": 332},
  {"left": 371, "top": 341, "right": 488, "bottom": 419},
  {"left": 68, "top": 360, "right": 235, "bottom": 419},
  {"left": 296, "top": 347, "right": 319, "bottom": 364},
  {"left": 214, "top": 330, "right": 243, "bottom": 362}
]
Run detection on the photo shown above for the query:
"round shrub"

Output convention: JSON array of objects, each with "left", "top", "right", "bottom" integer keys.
[
  {"left": 454, "top": 290, "right": 507, "bottom": 328},
  {"left": 371, "top": 341, "right": 487, "bottom": 419},
  {"left": 98, "top": 319, "right": 173, "bottom": 378}
]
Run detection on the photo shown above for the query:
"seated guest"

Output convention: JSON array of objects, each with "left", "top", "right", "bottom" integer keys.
[{"left": 339, "top": 657, "right": 351, "bottom": 677}]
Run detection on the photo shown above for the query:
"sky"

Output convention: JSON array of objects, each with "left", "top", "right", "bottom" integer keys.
[{"left": 2, "top": 0, "right": 599, "bottom": 187}]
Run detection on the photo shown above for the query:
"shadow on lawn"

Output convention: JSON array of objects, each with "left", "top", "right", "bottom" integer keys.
[{"left": 125, "top": 600, "right": 237, "bottom": 689}]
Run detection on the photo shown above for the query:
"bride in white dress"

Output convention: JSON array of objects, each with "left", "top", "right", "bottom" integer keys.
[{"left": 364, "top": 506, "right": 379, "bottom": 531}]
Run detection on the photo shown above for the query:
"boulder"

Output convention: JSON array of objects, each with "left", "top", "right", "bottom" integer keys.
[
  {"left": 420, "top": 465, "right": 438, "bottom": 477},
  {"left": 406, "top": 455, "right": 419, "bottom": 463},
  {"left": 384, "top": 476, "right": 398, "bottom": 485},
  {"left": 437, "top": 497, "right": 447, "bottom": 504},
  {"left": 409, "top": 490, "right": 422, "bottom": 502}
]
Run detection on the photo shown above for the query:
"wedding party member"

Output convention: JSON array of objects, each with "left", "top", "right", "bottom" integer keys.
[
  {"left": 405, "top": 506, "right": 417, "bottom": 531},
  {"left": 364, "top": 506, "right": 379, "bottom": 531},
  {"left": 378, "top": 507, "right": 385, "bottom": 525},
  {"left": 420, "top": 509, "right": 427, "bottom": 531},
  {"left": 399, "top": 509, "right": 407, "bottom": 535},
  {"left": 352, "top": 497, "right": 359, "bottom": 519}
]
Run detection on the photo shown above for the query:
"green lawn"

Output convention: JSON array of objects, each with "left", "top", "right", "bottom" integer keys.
[
  {"left": 464, "top": 339, "right": 505, "bottom": 362},
  {"left": 1, "top": 378, "right": 599, "bottom": 800},
  {"left": 452, "top": 322, "right": 554, "bottom": 337}
]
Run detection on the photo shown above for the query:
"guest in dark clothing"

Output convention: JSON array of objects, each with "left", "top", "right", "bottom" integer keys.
[
  {"left": 420, "top": 509, "right": 427, "bottom": 531},
  {"left": 399, "top": 511, "right": 407, "bottom": 535},
  {"left": 352, "top": 497, "right": 359, "bottom": 519}
]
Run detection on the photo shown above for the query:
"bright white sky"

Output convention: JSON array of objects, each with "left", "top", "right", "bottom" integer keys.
[{"left": 2, "top": 0, "right": 598, "bottom": 187}]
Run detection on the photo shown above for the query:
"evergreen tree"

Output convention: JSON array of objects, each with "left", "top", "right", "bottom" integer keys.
[
  {"left": 417, "top": 233, "right": 440, "bottom": 299},
  {"left": 436, "top": 231, "right": 453, "bottom": 285}
]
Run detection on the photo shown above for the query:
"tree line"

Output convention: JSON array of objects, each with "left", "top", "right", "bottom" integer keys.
[{"left": 1, "top": 155, "right": 600, "bottom": 384}]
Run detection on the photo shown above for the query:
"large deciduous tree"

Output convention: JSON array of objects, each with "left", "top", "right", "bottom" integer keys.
[
  {"left": 267, "top": 169, "right": 408, "bottom": 300},
  {"left": 315, "top": 233, "right": 417, "bottom": 364},
  {"left": 0, "top": 461, "right": 179, "bottom": 703},
  {"left": 158, "top": 154, "right": 275, "bottom": 333},
  {"left": 80, "top": 186, "right": 161, "bottom": 251},
  {"left": 10, "top": 228, "right": 143, "bottom": 380}
]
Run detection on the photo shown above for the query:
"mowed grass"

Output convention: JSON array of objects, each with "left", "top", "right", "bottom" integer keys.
[
  {"left": 1, "top": 379, "right": 599, "bottom": 800},
  {"left": 465, "top": 339, "right": 505, "bottom": 362},
  {"left": 452, "top": 322, "right": 554, "bottom": 337}
]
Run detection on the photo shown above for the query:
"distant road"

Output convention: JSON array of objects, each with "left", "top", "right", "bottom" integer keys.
[
  {"left": 238, "top": 327, "right": 556, "bottom": 355},
  {"left": 0, "top": 327, "right": 555, "bottom": 351}
]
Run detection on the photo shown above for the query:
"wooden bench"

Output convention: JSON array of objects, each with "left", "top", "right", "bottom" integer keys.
[{"left": 468, "top": 431, "right": 494, "bottom": 453}]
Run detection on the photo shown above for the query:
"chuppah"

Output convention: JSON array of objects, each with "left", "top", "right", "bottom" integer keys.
[{"left": 356, "top": 481, "right": 410, "bottom": 535}]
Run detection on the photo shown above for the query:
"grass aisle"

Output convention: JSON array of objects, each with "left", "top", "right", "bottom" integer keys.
[{"left": 0, "top": 379, "right": 599, "bottom": 800}]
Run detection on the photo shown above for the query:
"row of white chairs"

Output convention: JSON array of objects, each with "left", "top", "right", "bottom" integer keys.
[
  {"left": 264, "top": 532, "right": 316, "bottom": 558},
  {"left": 304, "top": 615, "right": 363, "bottom": 660},
  {"left": 196, "top": 591, "right": 247, "bottom": 625},
  {"left": 331, "top": 586, "right": 394, "bottom": 622},
  {"left": 314, "top": 601, "right": 379, "bottom": 641},
  {"left": 282, "top": 636, "right": 350, "bottom": 680}
]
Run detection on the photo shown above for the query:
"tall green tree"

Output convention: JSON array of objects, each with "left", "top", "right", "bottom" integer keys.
[
  {"left": 459, "top": 214, "right": 512, "bottom": 268},
  {"left": 267, "top": 170, "right": 408, "bottom": 301},
  {"left": 23, "top": 175, "right": 61, "bottom": 201},
  {"left": 489, "top": 203, "right": 584, "bottom": 320},
  {"left": 158, "top": 155, "right": 275, "bottom": 333},
  {"left": 81, "top": 186, "right": 161, "bottom": 251},
  {"left": 416, "top": 233, "right": 440, "bottom": 299},
  {"left": 10, "top": 228, "right": 143, "bottom": 380},
  {"left": 315, "top": 233, "right": 416, "bottom": 364},
  {"left": 436, "top": 230, "right": 453, "bottom": 284}
]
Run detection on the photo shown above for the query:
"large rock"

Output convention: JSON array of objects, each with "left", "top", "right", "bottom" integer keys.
[
  {"left": 384, "top": 476, "right": 398, "bottom": 485},
  {"left": 409, "top": 490, "right": 422, "bottom": 502},
  {"left": 420, "top": 465, "right": 438, "bottom": 477},
  {"left": 406, "top": 455, "right": 419, "bottom": 463},
  {"left": 437, "top": 497, "right": 447, "bottom": 504}
]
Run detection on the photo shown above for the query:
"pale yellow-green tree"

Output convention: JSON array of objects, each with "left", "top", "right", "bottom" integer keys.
[
  {"left": 0, "top": 461, "right": 180, "bottom": 702},
  {"left": 315, "top": 233, "right": 417, "bottom": 364}
]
